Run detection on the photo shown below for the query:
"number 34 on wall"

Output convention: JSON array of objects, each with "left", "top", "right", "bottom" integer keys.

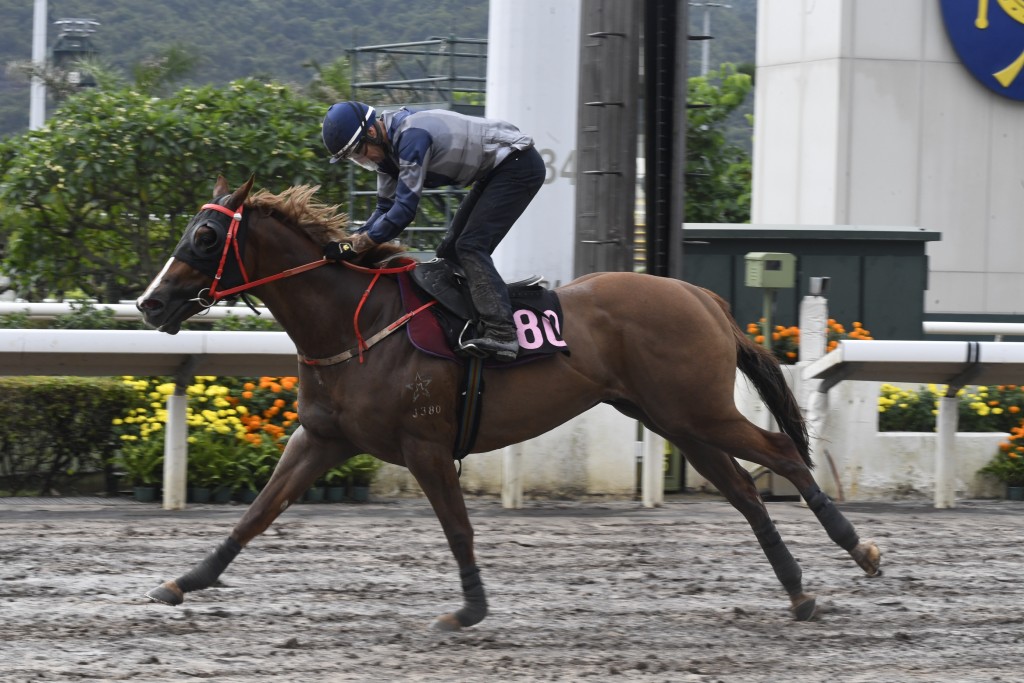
[{"left": 538, "top": 148, "right": 576, "bottom": 185}]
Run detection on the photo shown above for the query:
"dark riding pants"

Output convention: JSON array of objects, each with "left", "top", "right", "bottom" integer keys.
[{"left": 437, "top": 146, "right": 546, "bottom": 341}]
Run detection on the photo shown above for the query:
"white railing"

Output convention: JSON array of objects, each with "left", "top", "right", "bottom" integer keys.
[
  {"left": 0, "top": 300, "right": 271, "bottom": 321},
  {"left": 923, "top": 321, "right": 1024, "bottom": 340}
]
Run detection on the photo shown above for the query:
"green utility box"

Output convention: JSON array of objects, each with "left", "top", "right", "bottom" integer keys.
[
  {"left": 681, "top": 224, "right": 941, "bottom": 340},
  {"left": 744, "top": 252, "right": 796, "bottom": 289}
]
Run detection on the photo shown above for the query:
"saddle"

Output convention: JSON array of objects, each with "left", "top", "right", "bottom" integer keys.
[
  {"left": 393, "top": 258, "right": 569, "bottom": 462},
  {"left": 397, "top": 258, "right": 570, "bottom": 368}
]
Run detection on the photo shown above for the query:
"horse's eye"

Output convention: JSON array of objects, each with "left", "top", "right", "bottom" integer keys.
[{"left": 194, "top": 226, "right": 220, "bottom": 253}]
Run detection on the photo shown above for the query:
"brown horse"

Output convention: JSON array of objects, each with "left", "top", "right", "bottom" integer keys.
[{"left": 136, "top": 176, "right": 880, "bottom": 628}]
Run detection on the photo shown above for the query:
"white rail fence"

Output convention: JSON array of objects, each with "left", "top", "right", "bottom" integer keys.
[{"left": 2, "top": 301, "right": 1024, "bottom": 510}]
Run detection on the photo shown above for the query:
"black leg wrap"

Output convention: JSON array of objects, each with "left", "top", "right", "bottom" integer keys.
[
  {"left": 175, "top": 537, "right": 242, "bottom": 594},
  {"left": 455, "top": 565, "right": 488, "bottom": 628},
  {"left": 754, "top": 519, "right": 803, "bottom": 596},
  {"left": 804, "top": 484, "right": 859, "bottom": 551}
]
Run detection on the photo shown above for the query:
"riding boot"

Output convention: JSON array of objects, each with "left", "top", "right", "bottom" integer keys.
[{"left": 458, "top": 254, "right": 519, "bottom": 362}]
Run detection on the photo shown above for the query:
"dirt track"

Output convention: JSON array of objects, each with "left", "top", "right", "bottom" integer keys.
[{"left": 2, "top": 494, "right": 1024, "bottom": 682}]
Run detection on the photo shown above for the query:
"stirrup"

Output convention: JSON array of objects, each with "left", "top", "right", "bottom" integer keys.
[
  {"left": 457, "top": 322, "right": 490, "bottom": 358},
  {"left": 457, "top": 323, "right": 518, "bottom": 361}
]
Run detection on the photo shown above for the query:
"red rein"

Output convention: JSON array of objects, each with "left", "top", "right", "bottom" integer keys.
[{"left": 199, "top": 203, "right": 432, "bottom": 364}]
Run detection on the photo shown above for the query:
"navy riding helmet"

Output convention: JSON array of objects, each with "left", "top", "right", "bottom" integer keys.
[{"left": 322, "top": 101, "right": 377, "bottom": 164}]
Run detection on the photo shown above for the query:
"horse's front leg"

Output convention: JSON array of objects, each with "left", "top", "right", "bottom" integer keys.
[
  {"left": 146, "top": 426, "right": 347, "bottom": 606},
  {"left": 404, "top": 442, "right": 487, "bottom": 631}
]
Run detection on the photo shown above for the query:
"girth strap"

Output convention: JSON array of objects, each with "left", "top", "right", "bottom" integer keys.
[{"left": 453, "top": 355, "right": 485, "bottom": 461}]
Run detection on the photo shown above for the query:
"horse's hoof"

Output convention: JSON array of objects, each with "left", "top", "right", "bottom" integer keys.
[
  {"left": 791, "top": 595, "right": 818, "bottom": 622},
  {"left": 852, "top": 540, "right": 882, "bottom": 577},
  {"left": 431, "top": 613, "right": 463, "bottom": 632},
  {"left": 146, "top": 581, "right": 184, "bottom": 606}
]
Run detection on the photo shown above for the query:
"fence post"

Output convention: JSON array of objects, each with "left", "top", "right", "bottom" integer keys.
[
  {"left": 934, "top": 394, "right": 959, "bottom": 508},
  {"left": 163, "top": 358, "right": 196, "bottom": 511},
  {"left": 641, "top": 427, "right": 664, "bottom": 507},
  {"left": 501, "top": 443, "right": 523, "bottom": 509}
]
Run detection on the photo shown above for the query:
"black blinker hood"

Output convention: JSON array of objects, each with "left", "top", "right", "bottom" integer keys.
[{"left": 171, "top": 195, "right": 249, "bottom": 287}]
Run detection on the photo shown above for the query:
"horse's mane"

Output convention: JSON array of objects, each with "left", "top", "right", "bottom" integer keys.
[{"left": 247, "top": 184, "right": 406, "bottom": 266}]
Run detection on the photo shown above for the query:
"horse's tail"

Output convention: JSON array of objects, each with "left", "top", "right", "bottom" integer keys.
[{"left": 702, "top": 288, "right": 812, "bottom": 467}]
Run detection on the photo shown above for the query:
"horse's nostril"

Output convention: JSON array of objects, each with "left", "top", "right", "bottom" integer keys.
[{"left": 137, "top": 298, "right": 162, "bottom": 312}]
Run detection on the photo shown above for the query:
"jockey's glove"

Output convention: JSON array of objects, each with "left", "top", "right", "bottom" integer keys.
[{"left": 323, "top": 241, "right": 356, "bottom": 261}]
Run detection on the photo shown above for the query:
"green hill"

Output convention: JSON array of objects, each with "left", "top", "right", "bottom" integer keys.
[
  {"left": 0, "top": 0, "right": 756, "bottom": 138},
  {"left": 0, "top": 0, "right": 488, "bottom": 136}
]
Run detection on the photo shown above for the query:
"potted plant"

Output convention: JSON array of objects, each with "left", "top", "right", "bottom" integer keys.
[
  {"left": 324, "top": 464, "right": 350, "bottom": 503},
  {"left": 980, "top": 428, "right": 1024, "bottom": 500},
  {"left": 113, "top": 437, "right": 164, "bottom": 502},
  {"left": 346, "top": 454, "right": 382, "bottom": 502},
  {"left": 233, "top": 439, "right": 281, "bottom": 503},
  {"left": 187, "top": 430, "right": 235, "bottom": 503}
]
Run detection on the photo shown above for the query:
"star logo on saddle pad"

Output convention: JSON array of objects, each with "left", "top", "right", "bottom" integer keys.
[{"left": 406, "top": 373, "right": 432, "bottom": 402}]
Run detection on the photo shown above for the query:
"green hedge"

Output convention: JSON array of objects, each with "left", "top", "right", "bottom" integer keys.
[{"left": 0, "top": 377, "right": 136, "bottom": 495}]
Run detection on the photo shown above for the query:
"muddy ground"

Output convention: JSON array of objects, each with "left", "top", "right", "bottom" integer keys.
[{"left": 1, "top": 494, "right": 1024, "bottom": 682}]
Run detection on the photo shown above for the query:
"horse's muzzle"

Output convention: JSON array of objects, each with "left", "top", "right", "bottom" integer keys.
[{"left": 136, "top": 296, "right": 183, "bottom": 335}]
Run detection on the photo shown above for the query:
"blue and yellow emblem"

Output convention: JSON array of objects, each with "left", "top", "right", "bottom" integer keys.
[{"left": 941, "top": 0, "right": 1024, "bottom": 100}]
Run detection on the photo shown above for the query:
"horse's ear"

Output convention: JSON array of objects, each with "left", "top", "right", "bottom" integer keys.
[
  {"left": 213, "top": 175, "right": 230, "bottom": 198},
  {"left": 225, "top": 175, "right": 255, "bottom": 210}
]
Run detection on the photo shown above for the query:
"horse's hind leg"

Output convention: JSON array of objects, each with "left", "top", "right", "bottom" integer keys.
[
  {"left": 680, "top": 439, "right": 818, "bottom": 620},
  {"left": 403, "top": 442, "right": 487, "bottom": 631},
  {"left": 146, "top": 426, "right": 344, "bottom": 606},
  {"left": 704, "top": 419, "right": 881, "bottom": 578}
]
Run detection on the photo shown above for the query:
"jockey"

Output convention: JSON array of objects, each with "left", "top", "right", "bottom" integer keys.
[{"left": 320, "top": 101, "right": 545, "bottom": 363}]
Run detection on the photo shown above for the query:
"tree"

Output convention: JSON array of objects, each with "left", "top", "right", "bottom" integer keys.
[
  {"left": 0, "top": 79, "right": 347, "bottom": 301},
  {"left": 685, "top": 64, "right": 754, "bottom": 223}
]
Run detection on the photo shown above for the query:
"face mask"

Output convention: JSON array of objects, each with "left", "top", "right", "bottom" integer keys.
[{"left": 350, "top": 152, "right": 379, "bottom": 172}]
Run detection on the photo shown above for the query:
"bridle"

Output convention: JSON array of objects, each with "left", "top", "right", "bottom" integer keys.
[
  {"left": 192, "top": 202, "right": 330, "bottom": 308},
  {"left": 187, "top": 201, "right": 435, "bottom": 365}
]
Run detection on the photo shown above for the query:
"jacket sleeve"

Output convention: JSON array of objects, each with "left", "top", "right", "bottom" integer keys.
[
  {"left": 362, "top": 128, "right": 432, "bottom": 244},
  {"left": 360, "top": 174, "right": 397, "bottom": 237}
]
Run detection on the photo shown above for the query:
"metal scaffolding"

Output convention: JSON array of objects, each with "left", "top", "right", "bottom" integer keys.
[{"left": 345, "top": 37, "right": 488, "bottom": 253}]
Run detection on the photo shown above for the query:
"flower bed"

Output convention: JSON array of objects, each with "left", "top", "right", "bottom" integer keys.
[
  {"left": 744, "top": 318, "right": 872, "bottom": 364},
  {"left": 878, "top": 383, "right": 1024, "bottom": 433},
  {"left": 112, "top": 375, "right": 299, "bottom": 497}
]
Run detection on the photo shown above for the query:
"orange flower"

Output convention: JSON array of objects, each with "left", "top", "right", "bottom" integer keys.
[
  {"left": 243, "top": 382, "right": 255, "bottom": 391},
  {"left": 1010, "top": 406, "right": 1020, "bottom": 414},
  {"left": 273, "top": 398, "right": 286, "bottom": 408},
  {"left": 242, "top": 390, "right": 253, "bottom": 399}
]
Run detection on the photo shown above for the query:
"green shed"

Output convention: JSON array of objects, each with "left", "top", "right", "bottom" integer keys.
[{"left": 680, "top": 224, "right": 941, "bottom": 341}]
